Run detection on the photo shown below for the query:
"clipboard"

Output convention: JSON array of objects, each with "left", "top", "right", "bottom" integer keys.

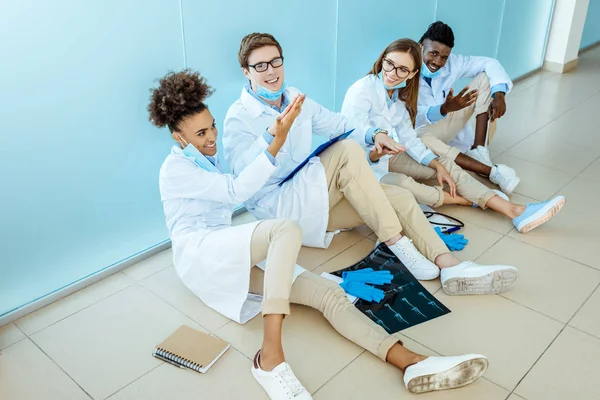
[{"left": 278, "top": 129, "right": 354, "bottom": 186}]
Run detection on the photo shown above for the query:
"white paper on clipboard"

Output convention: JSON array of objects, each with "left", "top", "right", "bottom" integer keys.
[{"left": 419, "top": 204, "right": 453, "bottom": 232}]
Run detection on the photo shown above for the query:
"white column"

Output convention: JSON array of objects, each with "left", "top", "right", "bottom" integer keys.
[{"left": 544, "top": 0, "right": 590, "bottom": 73}]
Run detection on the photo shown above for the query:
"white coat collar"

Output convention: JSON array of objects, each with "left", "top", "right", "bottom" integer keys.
[{"left": 240, "top": 86, "right": 302, "bottom": 120}]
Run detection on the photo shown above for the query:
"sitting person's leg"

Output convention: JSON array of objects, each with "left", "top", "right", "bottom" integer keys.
[
  {"left": 379, "top": 172, "right": 472, "bottom": 208},
  {"left": 388, "top": 153, "right": 565, "bottom": 233},
  {"left": 320, "top": 139, "right": 518, "bottom": 295},
  {"left": 250, "top": 267, "right": 489, "bottom": 394},
  {"left": 248, "top": 219, "right": 311, "bottom": 399},
  {"left": 420, "top": 121, "right": 520, "bottom": 195}
]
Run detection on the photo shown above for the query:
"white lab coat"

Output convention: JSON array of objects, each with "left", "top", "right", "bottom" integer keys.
[
  {"left": 159, "top": 146, "right": 304, "bottom": 324},
  {"left": 341, "top": 74, "right": 437, "bottom": 180},
  {"left": 416, "top": 53, "right": 513, "bottom": 152},
  {"left": 223, "top": 87, "right": 350, "bottom": 249}
]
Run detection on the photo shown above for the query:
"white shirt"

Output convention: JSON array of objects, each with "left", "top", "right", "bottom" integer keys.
[
  {"left": 223, "top": 86, "right": 351, "bottom": 248},
  {"left": 341, "top": 74, "right": 437, "bottom": 180},
  {"left": 417, "top": 53, "right": 513, "bottom": 151}
]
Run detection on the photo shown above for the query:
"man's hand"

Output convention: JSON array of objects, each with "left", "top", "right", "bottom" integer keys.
[
  {"left": 489, "top": 92, "right": 507, "bottom": 121},
  {"left": 440, "top": 86, "right": 478, "bottom": 115}
]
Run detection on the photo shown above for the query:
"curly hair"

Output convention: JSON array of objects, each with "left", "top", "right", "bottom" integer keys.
[
  {"left": 419, "top": 21, "right": 455, "bottom": 48},
  {"left": 147, "top": 69, "right": 214, "bottom": 132}
]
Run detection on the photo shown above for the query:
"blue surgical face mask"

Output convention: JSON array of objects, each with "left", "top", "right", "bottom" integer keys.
[
  {"left": 421, "top": 62, "right": 442, "bottom": 79},
  {"left": 379, "top": 73, "right": 407, "bottom": 90},
  {"left": 256, "top": 80, "right": 288, "bottom": 101},
  {"left": 180, "top": 140, "right": 219, "bottom": 173}
]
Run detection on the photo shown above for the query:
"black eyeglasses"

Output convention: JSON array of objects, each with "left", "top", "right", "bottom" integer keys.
[
  {"left": 248, "top": 57, "right": 284, "bottom": 73},
  {"left": 382, "top": 58, "right": 411, "bottom": 78}
]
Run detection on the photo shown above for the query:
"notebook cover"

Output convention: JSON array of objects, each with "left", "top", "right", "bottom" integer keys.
[{"left": 156, "top": 325, "right": 229, "bottom": 368}]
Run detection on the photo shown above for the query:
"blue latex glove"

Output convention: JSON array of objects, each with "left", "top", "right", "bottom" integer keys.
[
  {"left": 340, "top": 280, "right": 385, "bottom": 303},
  {"left": 434, "top": 226, "right": 469, "bottom": 251},
  {"left": 342, "top": 268, "right": 393, "bottom": 285}
]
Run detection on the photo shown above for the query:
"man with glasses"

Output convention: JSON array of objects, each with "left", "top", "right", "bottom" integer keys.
[{"left": 416, "top": 21, "right": 520, "bottom": 195}]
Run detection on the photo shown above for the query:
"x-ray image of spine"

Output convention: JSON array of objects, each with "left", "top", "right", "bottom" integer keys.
[
  {"left": 384, "top": 304, "right": 408, "bottom": 324},
  {"left": 384, "top": 281, "right": 415, "bottom": 296},
  {"left": 418, "top": 292, "right": 445, "bottom": 313},
  {"left": 377, "top": 258, "right": 394, "bottom": 271},
  {"left": 365, "top": 309, "right": 391, "bottom": 331},
  {"left": 401, "top": 298, "right": 427, "bottom": 318}
]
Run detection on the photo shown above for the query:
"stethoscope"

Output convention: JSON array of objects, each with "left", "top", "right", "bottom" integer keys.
[{"left": 422, "top": 211, "right": 465, "bottom": 234}]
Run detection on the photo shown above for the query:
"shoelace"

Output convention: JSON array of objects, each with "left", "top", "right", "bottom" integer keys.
[
  {"left": 278, "top": 365, "right": 306, "bottom": 397},
  {"left": 398, "top": 239, "right": 426, "bottom": 264}
]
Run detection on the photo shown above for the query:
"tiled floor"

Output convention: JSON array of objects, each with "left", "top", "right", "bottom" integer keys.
[{"left": 2, "top": 47, "right": 600, "bottom": 399}]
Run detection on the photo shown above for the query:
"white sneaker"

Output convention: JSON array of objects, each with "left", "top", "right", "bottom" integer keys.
[
  {"left": 251, "top": 351, "right": 312, "bottom": 400},
  {"left": 490, "top": 164, "right": 520, "bottom": 195},
  {"left": 387, "top": 237, "right": 440, "bottom": 281},
  {"left": 441, "top": 261, "right": 518, "bottom": 295},
  {"left": 404, "top": 354, "right": 489, "bottom": 394},
  {"left": 465, "top": 146, "right": 493, "bottom": 167}
]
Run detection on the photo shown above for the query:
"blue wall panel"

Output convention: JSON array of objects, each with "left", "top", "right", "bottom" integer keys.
[
  {"left": 0, "top": 0, "right": 184, "bottom": 316},
  {"left": 497, "top": 0, "right": 554, "bottom": 78},
  {"left": 581, "top": 0, "right": 600, "bottom": 49}
]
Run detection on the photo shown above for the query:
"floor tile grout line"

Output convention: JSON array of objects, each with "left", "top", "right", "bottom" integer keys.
[
  {"left": 27, "top": 337, "right": 95, "bottom": 400},
  {"left": 503, "top": 235, "right": 600, "bottom": 273},
  {"left": 497, "top": 86, "right": 600, "bottom": 157},
  {"left": 568, "top": 324, "right": 600, "bottom": 342},
  {"left": 125, "top": 263, "right": 173, "bottom": 283},
  {"left": 19, "top": 275, "right": 136, "bottom": 337},
  {"left": 549, "top": 154, "right": 600, "bottom": 199},
  {"left": 500, "top": 235, "right": 600, "bottom": 272},
  {"left": 103, "top": 364, "right": 163, "bottom": 400},
  {"left": 311, "top": 350, "right": 366, "bottom": 396},
  {"left": 137, "top": 278, "right": 227, "bottom": 334},
  {"left": 510, "top": 282, "right": 600, "bottom": 395}
]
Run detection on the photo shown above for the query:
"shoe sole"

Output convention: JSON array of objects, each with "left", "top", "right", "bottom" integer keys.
[
  {"left": 442, "top": 268, "right": 518, "bottom": 295},
  {"left": 518, "top": 197, "right": 566, "bottom": 233},
  {"left": 407, "top": 357, "right": 489, "bottom": 394},
  {"left": 501, "top": 177, "right": 520, "bottom": 196}
]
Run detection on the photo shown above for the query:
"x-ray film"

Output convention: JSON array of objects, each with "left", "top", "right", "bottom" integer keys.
[{"left": 332, "top": 243, "right": 450, "bottom": 333}]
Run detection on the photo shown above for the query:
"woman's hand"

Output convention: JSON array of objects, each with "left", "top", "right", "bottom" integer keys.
[
  {"left": 268, "top": 94, "right": 306, "bottom": 143},
  {"left": 430, "top": 159, "right": 457, "bottom": 197},
  {"left": 370, "top": 133, "right": 406, "bottom": 162},
  {"left": 266, "top": 94, "right": 306, "bottom": 157}
]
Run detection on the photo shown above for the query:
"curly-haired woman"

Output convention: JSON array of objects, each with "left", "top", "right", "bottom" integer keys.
[{"left": 148, "top": 69, "right": 489, "bottom": 400}]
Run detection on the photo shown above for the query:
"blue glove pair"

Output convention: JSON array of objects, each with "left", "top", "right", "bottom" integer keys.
[
  {"left": 434, "top": 226, "right": 469, "bottom": 251},
  {"left": 341, "top": 268, "right": 393, "bottom": 285},
  {"left": 340, "top": 280, "right": 385, "bottom": 303},
  {"left": 339, "top": 268, "right": 393, "bottom": 303}
]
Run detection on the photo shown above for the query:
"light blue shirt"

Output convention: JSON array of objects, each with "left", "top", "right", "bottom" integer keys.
[{"left": 424, "top": 77, "right": 508, "bottom": 123}]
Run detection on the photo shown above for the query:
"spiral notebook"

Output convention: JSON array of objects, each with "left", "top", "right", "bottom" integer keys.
[{"left": 152, "top": 325, "right": 230, "bottom": 374}]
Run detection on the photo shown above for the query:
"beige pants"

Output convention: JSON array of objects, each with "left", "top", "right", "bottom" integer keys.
[
  {"left": 319, "top": 140, "right": 448, "bottom": 262},
  {"left": 250, "top": 219, "right": 303, "bottom": 316},
  {"left": 248, "top": 265, "right": 400, "bottom": 361},
  {"left": 417, "top": 73, "right": 497, "bottom": 159},
  {"left": 387, "top": 154, "right": 496, "bottom": 209}
]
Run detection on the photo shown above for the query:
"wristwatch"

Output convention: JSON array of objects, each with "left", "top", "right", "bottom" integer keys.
[{"left": 372, "top": 128, "right": 388, "bottom": 142}]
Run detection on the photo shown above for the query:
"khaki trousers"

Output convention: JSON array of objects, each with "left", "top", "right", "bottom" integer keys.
[
  {"left": 417, "top": 73, "right": 497, "bottom": 158},
  {"left": 249, "top": 266, "right": 400, "bottom": 361},
  {"left": 319, "top": 140, "right": 448, "bottom": 262},
  {"left": 387, "top": 153, "right": 496, "bottom": 209}
]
